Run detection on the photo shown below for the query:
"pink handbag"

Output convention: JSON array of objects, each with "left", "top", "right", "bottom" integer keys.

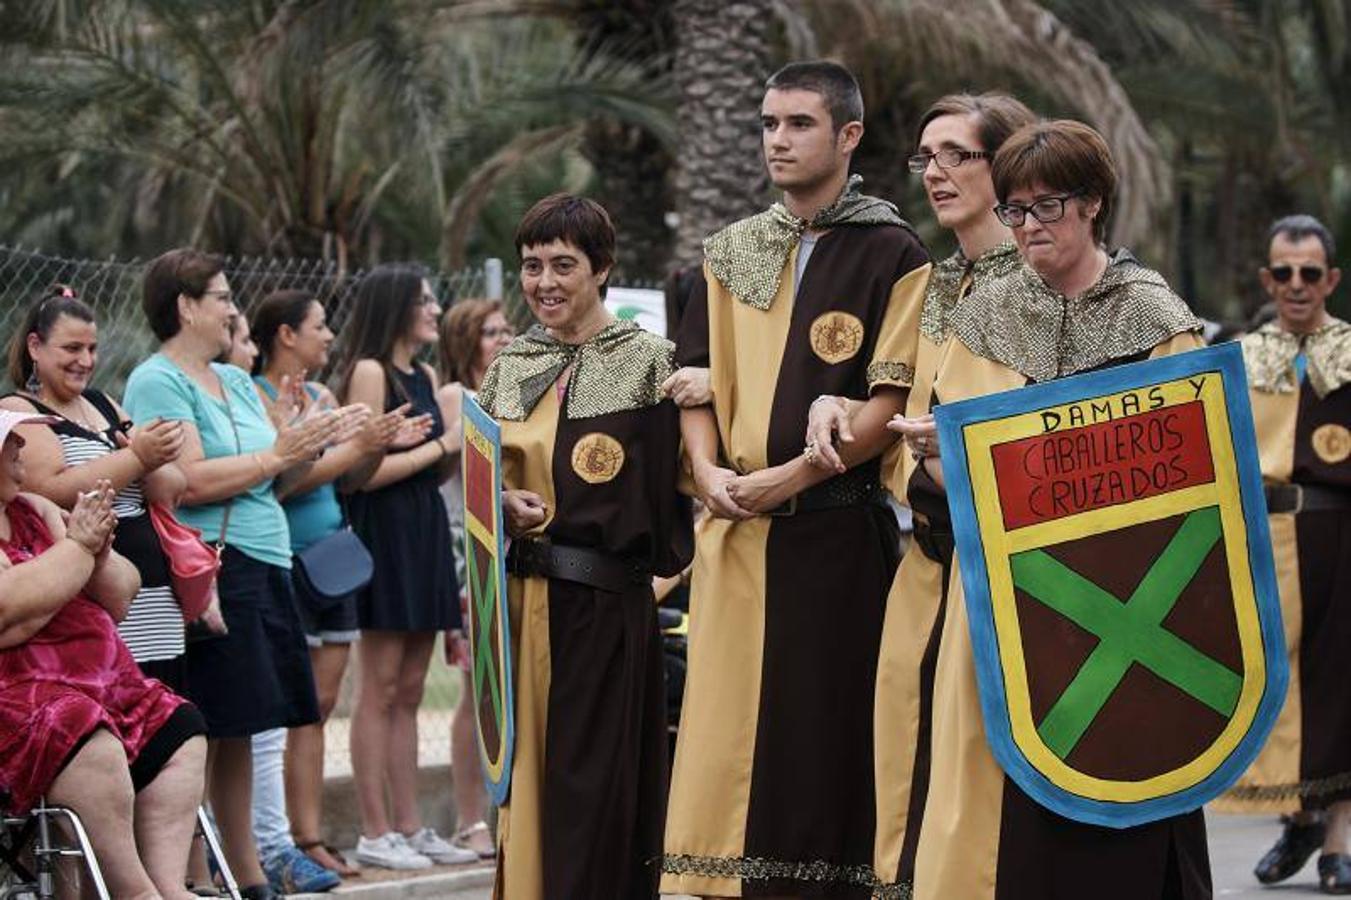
[{"left": 148, "top": 502, "right": 224, "bottom": 621}]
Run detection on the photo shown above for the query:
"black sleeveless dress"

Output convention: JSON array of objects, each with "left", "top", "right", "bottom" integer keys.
[{"left": 348, "top": 365, "right": 461, "bottom": 631}]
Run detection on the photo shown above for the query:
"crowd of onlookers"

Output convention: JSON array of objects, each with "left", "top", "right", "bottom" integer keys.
[{"left": 0, "top": 248, "right": 517, "bottom": 899}]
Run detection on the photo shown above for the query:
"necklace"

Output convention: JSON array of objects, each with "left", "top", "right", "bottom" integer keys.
[{"left": 35, "top": 390, "right": 105, "bottom": 437}]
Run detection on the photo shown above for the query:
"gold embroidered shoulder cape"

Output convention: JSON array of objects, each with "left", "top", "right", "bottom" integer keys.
[
  {"left": 920, "top": 241, "right": 1021, "bottom": 343},
  {"left": 950, "top": 249, "right": 1202, "bottom": 382},
  {"left": 477, "top": 319, "right": 675, "bottom": 421},
  {"left": 1240, "top": 318, "right": 1351, "bottom": 398},
  {"left": 703, "top": 174, "right": 911, "bottom": 311}
]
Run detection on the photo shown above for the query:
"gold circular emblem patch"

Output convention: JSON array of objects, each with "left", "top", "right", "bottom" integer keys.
[
  {"left": 809, "top": 311, "right": 865, "bottom": 364},
  {"left": 571, "top": 432, "right": 625, "bottom": 484},
  {"left": 1312, "top": 423, "right": 1351, "bottom": 465}
]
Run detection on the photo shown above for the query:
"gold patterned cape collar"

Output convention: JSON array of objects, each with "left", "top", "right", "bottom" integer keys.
[
  {"left": 477, "top": 319, "right": 675, "bottom": 421},
  {"left": 1241, "top": 318, "right": 1351, "bottom": 397},
  {"left": 920, "top": 240, "right": 1021, "bottom": 343},
  {"left": 950, "top": 249, "right": 1202, "bottom": 383},
  {"left": 703, "top": 174, "right": 909, "bottom": 311}
]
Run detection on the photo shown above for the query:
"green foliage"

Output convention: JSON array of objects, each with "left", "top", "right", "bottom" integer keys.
[{"left": 0, "top": 0, "right": 674, "bottom": 270}]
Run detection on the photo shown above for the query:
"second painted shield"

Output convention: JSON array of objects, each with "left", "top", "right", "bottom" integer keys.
[{"left": 462, "top": 394, "right": 515, "bottom": 806}]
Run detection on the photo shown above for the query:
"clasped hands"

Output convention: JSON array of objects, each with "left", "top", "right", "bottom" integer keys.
[
  {"left": 691, "top": 458, "right": 803, "bottom": 520},
  {"left": 802, "top": 395, "right": 940, "bottom": 472}
]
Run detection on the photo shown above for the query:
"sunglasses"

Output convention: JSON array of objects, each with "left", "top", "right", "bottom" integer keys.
[{"left": 1269, "top": 265, "right": 1325, "bottom": 284}]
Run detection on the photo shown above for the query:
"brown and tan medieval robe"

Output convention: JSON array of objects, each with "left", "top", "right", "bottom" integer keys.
[
  {"left": 1216, "top": 318, "right": 1351, "bottom": 813},
  {"left": 661, "top": 184, "right": 930, "bottom": 898},
  {"left": 895, "top": 252, "right": 1210, "bottom": 900},
  {"left": 480, "top": 320, "right": 693, "bottom": 900},
  {"left": 872, "top": 241, "right": 1020, "bottom": 892}
]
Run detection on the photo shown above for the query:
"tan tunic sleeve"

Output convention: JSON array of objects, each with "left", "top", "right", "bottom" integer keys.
[
  {"left": 866, "top": 262, "right": 933, "bottom": 392},
  {"left": 1148, "top": 330, "right": 1206, "bottom": 359}
]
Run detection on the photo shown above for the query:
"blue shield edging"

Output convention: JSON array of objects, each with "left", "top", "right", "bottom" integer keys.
[{"left": 933, "top": 342, "right": 1287, "bottom": 828}]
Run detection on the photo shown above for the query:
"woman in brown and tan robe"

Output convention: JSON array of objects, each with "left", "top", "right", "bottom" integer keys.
[
  {"left": 478, "top": 194, "right": 691, "bottom": 900},
  {"left": 900, "top": 121, "right": 1207, "bottom": 900}
]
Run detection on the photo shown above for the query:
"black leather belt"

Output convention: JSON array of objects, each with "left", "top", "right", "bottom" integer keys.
[
  {"left": 912, "top": 518, "right": 955, "bottom": 566},
  {"left": 1265, "top": 483, "right": 1351, "bottom": 515},
  {"left": 768, "top": 462, "right": 884, "bottom": 517},
  {"left": 506, "top": 538, "right": 650, "bottom": 593}
]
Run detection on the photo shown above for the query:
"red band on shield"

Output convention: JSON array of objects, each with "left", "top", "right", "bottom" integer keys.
[
  {"left": 466, "top": 441, "right": 495, "bottom": 534},
  {"left": 992, "top": 401, "right": 1215, "bottom": 530}
]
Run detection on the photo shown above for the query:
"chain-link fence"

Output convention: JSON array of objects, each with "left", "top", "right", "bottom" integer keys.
[
  {"left": 0, "top": 243, "right": 532, "bottom": 395},
  {"left": 0, "top": 243, "right": 536, "bottom": 772}
]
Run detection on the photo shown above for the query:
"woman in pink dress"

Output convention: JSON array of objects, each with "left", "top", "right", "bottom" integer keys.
[{"left": 0, "top": 409, "right": 207, "bottom": 900}]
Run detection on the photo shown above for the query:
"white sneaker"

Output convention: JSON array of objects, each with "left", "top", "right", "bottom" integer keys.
[
  {"left": 403, "top": 827, "right": 480, "bottom": 865},
  {"left": 353, "top": 832, "right": 433, "bottom": 870}
]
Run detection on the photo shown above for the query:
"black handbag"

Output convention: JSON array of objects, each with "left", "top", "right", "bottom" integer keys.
[{"left": 294, "top": 528, "right": 374, "bottom": 610}]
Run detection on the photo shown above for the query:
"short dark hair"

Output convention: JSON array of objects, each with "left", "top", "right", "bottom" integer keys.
[
  {"left": 6, "top": 285, "right": 96, "bottom": 388},
  {"left": 765, "top": 60, "right": 864, "bottom": 132},
  {"left": 250, "top": 289, "right": 320, "bottom": 376},
  {"left": 515, "top": 194, "right": 616, "bottom": 295},
  {"left": 1268, "top": 214, "right": 1337, "bottom": 264},
  {"left": 993, "top": 119, "right": 1117, "bottom": 245},
  {"left": 141, "top": 248, "right": 226, "bottom": 341},
  {"left": 916, "top": 92, "right": 1038, "bottom": 153}
]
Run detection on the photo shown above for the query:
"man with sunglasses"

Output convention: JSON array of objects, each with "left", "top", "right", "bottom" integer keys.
[{"left": 1220, "top": 214, "right": 1351, "bottom": 895}]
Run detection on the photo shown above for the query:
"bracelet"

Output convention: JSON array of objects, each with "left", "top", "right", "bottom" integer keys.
[{"left": 251, "top": 452, "right": 269, "bottom": 479}]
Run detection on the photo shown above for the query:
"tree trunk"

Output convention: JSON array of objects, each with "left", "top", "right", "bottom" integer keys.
[
  {"left": 576, "top": 0, "right": 678, "bottom": 282},
  {"left": 671, "top": 0, "right": 773, "bottom": 267}
]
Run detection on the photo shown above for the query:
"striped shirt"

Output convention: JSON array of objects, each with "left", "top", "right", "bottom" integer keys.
[{"left": 33, "top": 393, "right": 185, "bottom": 663}]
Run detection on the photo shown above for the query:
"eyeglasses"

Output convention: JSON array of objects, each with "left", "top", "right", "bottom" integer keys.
[
  {"left": 994, "top": 193, "right": 1082, "bottom": 228},
  {"left": 907, "top": 148, "right": 992, "bottom": 174},
  {"left": 201, "top": 288, "right": 233, "bottom": 303},
  {"left": 1268, "top": 264, "right": 1325, "bottom": 285},
  {"left": 482, "top": 325, "right": 515, "bottom": 340}
]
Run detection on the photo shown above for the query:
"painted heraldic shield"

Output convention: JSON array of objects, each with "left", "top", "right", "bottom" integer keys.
[
  {"left": 462, "top": 394, "right": 515, "bottom": 806},
  {"left": 934, "top": 343, "right": 1285, "bottom": 828}
]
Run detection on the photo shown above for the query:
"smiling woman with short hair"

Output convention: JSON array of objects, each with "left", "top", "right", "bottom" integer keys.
[{"left": 478, "top": 193, "right": 692, "bottom": 899}]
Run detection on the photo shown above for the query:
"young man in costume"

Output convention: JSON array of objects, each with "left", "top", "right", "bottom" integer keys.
[
  {"left": 478, "top": 194, "right": 692, "bottom": 899},
  {"left": 1217, "top": 214, "right": 1351, "bottom": 895},
  {"left": 661, "top": 60, "right": 930, "bottom": 899}
]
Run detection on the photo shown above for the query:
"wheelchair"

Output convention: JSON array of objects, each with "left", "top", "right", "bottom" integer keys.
[{"left": 1, "top": 800, "right": 241, "bottom": 900}]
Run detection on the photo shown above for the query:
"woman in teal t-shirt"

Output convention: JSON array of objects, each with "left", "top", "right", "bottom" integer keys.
[{"left": 122, "top": 248, "right": 354, "bottom": 900}]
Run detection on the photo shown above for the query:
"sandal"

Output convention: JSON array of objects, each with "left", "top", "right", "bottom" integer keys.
[
  {"left": 297, "top": 839, "right": 362, "bottom": 878},
  {"left": 452, "top": 821, "right": 497, "bottom": 859}
]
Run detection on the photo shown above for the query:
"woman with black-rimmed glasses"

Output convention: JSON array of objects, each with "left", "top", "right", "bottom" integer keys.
[
  {"left": 122, "top": 248, "right": 355, "bottom": 900},
  {"left": 896, "top": 120, "right": 1210, "bottom": 900}
]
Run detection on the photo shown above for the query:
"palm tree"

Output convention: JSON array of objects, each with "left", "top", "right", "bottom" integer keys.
[
  {"left": 670, "top": 0, "right": 774, "bottom": 266},
  {"left": 0, "top": 0, "right": 674, "bottom": 271}
]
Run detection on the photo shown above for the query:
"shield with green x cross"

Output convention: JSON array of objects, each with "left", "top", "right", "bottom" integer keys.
[
  {"left": 934, "top": 344, "right": 1286, "bottom": 828},
  {"left": 462, "top": 395, "right": 515, "bottom": 806}
]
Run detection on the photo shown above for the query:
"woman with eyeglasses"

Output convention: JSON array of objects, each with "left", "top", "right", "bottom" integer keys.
[
  {"left": 897, "top": 120, "right": 1207, "bottom": 900},
  {"left": 806, "top": 91, "right": 1037, "bottom": 895},
  {"left": 434, "top": 297, "right": 514, "bottom": 860},
  {"left": 121, "top": 248, "right": 353, "bottom": 900},
  {"left": 330, "top": 265, "right": 470, "bottom": 870}
]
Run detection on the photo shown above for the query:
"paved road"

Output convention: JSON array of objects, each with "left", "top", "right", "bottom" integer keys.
[{"left": 437, "top": 813, "right": 1317, "bottom": 899}]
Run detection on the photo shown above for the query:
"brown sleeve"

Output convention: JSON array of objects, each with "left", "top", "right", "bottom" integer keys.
[{"left": 675, "top": 267, "right": 712, "bottom": 368}]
